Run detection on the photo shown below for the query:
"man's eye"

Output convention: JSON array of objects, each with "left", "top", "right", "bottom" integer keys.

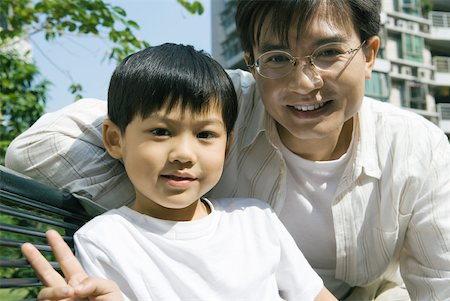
[
  {"left": 315, "top": 48, "right": 345, "bottom": 58},
  {"left": 264, "top": 54, "right": 290, "bottom": 64},
  {"left": 197, "top": 131, "right": 215, "bottom": 139},
  {"left": 150, "top": 128, "right": 171, "bottom": 136}
]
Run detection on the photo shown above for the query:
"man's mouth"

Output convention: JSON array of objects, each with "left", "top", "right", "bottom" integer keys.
[{"left": 289, "top": 100, "right": 329, "bottom": 112}]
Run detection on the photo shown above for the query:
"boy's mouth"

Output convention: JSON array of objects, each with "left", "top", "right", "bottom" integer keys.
[{"left": 162, "top": 175, "right": 195, "bottom": 181}]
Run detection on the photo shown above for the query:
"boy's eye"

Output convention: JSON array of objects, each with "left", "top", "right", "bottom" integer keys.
[
  {"left": 197, "top": 131, "right": 215, "bottom": 139},
  {"left": 150, "top": 128, "right": 171, "bottom": 136}
]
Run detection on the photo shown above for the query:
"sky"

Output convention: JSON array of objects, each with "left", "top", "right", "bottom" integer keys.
[{"left": 30, "top": 0, "right": 212, "bottom": 112}]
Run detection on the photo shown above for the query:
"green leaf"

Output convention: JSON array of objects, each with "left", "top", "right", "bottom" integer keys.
[
  {"left": 112, "top": 6, "right": 126, "bottom": 17},
  {"left": 0, "top": 0, "right": 202, "bottom": 164}
]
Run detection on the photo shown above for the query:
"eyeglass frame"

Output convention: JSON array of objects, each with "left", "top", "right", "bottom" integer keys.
[{"left": 247, "top": 40, "right": 367, "bottom": 80}]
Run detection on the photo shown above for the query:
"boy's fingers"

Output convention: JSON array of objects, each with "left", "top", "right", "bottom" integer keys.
[
  {"left": 21, "top": 242, "right": 67, "bottom": 287},
  {"left": 75, "top": 277, "right": 124, "bottom": 301},
  {"left": 46, "top": 229, "right": 88, "bottom": 281},
  {"left": 37, "top": 286, "right": 74, "bottom": 301}
]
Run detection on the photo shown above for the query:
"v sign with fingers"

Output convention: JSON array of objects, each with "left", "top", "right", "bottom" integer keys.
[{"left": 21, "top": 229, "right": 124, "bottom": 301}]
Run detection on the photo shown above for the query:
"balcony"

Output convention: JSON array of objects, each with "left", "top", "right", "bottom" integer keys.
[
  {"left": 437, "top": 103, "right": 450, "bottom": 134},
  {"left": 433, "top": 56, "right": 450, "bottom": 86},
  {"left": 428, "top": 11, "right": 450, "bottom": 41}
]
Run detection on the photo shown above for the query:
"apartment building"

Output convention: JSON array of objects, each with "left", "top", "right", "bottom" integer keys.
[{"left": 211, "top": 0, "right": 450, "bottom": 137}]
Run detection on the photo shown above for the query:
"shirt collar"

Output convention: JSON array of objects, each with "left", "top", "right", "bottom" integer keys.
[
  {"left": 353, "top": 97, "right": 382, "bottom": 179},
  {"left": 240, "top": 96, "right": 382, "bottom": 180}
]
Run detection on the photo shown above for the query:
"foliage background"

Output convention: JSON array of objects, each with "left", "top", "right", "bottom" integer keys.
[{"left": 0, "top": 0, "right": 203, "bottom": 165}]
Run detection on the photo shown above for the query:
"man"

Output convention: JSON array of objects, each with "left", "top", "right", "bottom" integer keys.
[{"left": 7, "top": 1, "right": 450, "bottom": 300}]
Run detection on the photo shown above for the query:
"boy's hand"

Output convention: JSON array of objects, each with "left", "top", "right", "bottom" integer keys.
[{"left": 21, "top": 229, "right": 123, "bottom": 301}]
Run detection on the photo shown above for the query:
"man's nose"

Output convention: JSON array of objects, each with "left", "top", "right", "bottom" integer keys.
[{"left": 287, "top": 61, "right": 323, "bottom": 94}]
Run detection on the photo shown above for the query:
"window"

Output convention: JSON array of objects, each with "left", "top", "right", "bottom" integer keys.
[
  {"left": 399, "top": 0, "right": 421, "bottom": 15},
  {"left": 222, "top": 36, "right": 241, "bottom": 60},
  {"left": 401, "top": 81, "right": 427, "bottom": 110},
  {"left": 365, "top": 72, "right": 390, "bottom": 102},
  {"left": 402, "top": 34, "right": 423, "bottom": 63}
]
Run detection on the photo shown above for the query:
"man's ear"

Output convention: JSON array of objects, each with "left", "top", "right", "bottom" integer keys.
[
  {"left": 102, "top": 119, "right": 123, "bottom": 159},
  {"left": 244, "top": 52, "right": 257, "bottom": 79},
  {"left": 364, "top": 36, "right": 380, "bottom": 79},
  {"left": 225, "top": 131, "right": 234, "bottom": 159}
]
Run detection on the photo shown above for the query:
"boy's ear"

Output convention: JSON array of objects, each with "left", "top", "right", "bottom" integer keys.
[
  {"left": 102, "top": 119, "right": 123, "bottom": 159},
  {"left": 364, "top": 36, "right": 380, "bottom": 79},
  {"left": 244, "top": 52, "right": 257, "bottom": 79}
]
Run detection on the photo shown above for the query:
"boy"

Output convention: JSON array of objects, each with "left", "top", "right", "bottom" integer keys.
[{"left": 23, "top": 43, "right": 336, "bottom": 301}]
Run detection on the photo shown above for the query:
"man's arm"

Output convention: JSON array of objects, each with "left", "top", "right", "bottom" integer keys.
[
  {"left": 5, "top": 98, "right": 134, "bottom": 211},
  {"left": 400, "top": 131, "right": 450, "bottom": 300}
]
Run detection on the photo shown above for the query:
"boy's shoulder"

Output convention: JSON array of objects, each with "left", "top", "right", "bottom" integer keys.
[
  {"left": 211, "top": 197, "right": 272, "bottom": 214},
  {"left": 75, "top": 207, "right": 126, "bottom": 237}
]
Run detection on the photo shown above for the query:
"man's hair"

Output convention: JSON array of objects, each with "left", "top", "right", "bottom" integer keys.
[
  {"left": 107, "top": 43, "right": 238, "bottom": 135},
  {"left": 236, "top": 0, "right": 381, "bottom": 62}
]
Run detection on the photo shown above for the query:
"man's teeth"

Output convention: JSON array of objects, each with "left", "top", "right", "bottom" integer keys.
[{"left": 293, "top": 102, "right": 325, "bottom": 111}]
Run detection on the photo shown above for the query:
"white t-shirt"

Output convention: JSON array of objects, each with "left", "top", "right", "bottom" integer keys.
[
  {"left": 74, "top": 198, "right": 323, "bottom": 301},
  {"left": 278, "top": 134, "right": 354, "bottom": 299}
]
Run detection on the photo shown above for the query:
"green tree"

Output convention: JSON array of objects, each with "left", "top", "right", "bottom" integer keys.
[{"left": 0, "top": 0, "right": 203, "bottom": 165}]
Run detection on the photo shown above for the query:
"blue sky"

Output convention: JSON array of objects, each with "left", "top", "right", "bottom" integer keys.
[{"left": 30, "top": 0, "right": 212, "bottom": 112}]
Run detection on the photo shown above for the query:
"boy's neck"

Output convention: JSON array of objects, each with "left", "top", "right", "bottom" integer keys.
[{"left": 130, "top": 198, "right": 211, "bottom": 222}]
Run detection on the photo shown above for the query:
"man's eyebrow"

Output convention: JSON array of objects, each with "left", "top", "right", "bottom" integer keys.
[
  {"left": 257, "top": 35, "right": 351, "bottom": 53},
  {"left": 310, "top": 35, "right": 350, "bottom": 47},
  {"left": 258, "top": 42, "right": 290, "bottom": 53}
]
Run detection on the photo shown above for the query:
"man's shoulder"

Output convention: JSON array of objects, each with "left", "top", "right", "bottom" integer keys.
[
  {"left": 359, "top": 97, "right": 449, "bottom": 168},
  {"left": 361, "top": 97, "right": 445, "bottom": 139}
]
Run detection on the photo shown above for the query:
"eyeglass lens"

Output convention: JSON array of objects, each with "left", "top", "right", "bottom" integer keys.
[{"left": 255, "top": 42, "right": 363, "bottom": 79}]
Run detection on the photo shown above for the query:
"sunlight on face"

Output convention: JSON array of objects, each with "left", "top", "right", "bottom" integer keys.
[
  {"left": 120, "top": 103, "right": 228, "bottom": 220},
  {"left": 251, "top": 9, "right": 375, "bottom": 160}
]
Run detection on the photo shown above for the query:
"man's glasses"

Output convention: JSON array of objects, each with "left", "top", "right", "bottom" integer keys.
[{"left": 248, "top": 41, "right": 366, "bottom": 80}]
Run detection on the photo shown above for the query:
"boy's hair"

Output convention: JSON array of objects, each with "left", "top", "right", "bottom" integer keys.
[
  {"left": 107, "top": 43, "right": 238, "bottom": 135},
  {"left": 236, "top": 0, "right": 381, "bottom": 63}
]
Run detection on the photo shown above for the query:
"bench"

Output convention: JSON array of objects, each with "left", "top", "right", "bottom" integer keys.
[{"left": 0, "top": 166, "right": 95, "bottom": 300}]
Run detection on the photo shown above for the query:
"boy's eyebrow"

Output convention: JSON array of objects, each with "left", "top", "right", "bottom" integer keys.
[{"left": 148, "top": 113, "right": 224, "bottom": 125}]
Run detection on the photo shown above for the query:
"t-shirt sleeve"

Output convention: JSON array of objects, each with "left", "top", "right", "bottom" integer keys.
[{"left": 74, "top": 231, "right": 135, "bottom": 301}]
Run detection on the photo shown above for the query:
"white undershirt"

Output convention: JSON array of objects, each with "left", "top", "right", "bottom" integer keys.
[{"left": 278, "top": 138, "right": 354, "bottom": 299}]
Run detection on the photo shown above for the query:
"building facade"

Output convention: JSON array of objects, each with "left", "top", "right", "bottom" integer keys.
[{"left": 211, "top": 0, "right": 450, "bottom": 137}]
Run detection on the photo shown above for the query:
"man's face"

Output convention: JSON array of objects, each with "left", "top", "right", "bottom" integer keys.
[{"left": 248, "top": 15, "right": 378, "bottom": 157}]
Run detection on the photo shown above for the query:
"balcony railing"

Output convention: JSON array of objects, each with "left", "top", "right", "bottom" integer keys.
[
  {"left": 433, "top": 56, "right": 450, "bottom": 73},
  {"left": 438, "top": 103, "right": 450, "bottom": 120},
  {"left": 429, "top": 11, "right": 450, "bottom": 28}
]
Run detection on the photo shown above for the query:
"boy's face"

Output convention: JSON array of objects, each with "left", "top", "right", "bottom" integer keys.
[
  {"left": 247, "top": 13, "right": 378, "bottom": 157},
  {"left": 106, "top": 103, "right": 228, "bottom": 220}
]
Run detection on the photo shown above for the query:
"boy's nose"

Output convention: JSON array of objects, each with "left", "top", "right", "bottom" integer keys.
[{"left": 169, "top": 137, "right": 197, "bottom": 164}]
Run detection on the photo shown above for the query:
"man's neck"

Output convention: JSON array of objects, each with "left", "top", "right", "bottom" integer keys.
[{"left": 279, "top": 118, "right": 354, "bottom": 161}]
